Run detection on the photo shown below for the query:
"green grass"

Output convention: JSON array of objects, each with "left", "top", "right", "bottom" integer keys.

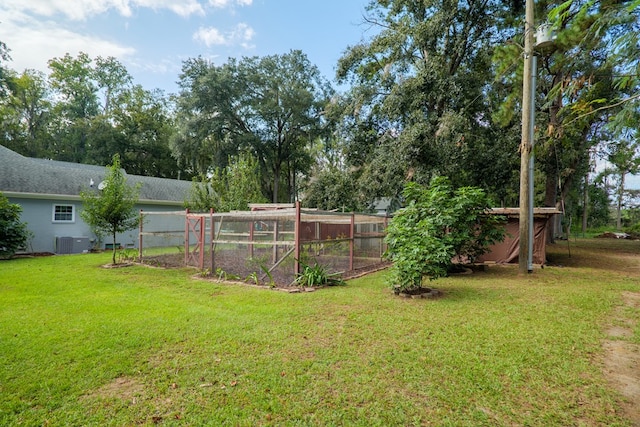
[{"left": 1, "top": 238, "right": 639, "bottom": 426}]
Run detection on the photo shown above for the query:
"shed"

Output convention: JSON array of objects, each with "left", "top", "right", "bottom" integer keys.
[{"left": 477, "top": 207, "right": 562, "bottom": 265}]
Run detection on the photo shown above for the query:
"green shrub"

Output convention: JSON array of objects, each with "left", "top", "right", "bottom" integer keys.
[
  {"left": 294, "top": 261, "right": 345, "bottom": 287},
  {"left": 0, "top": 192, "right": 30, "bottom": 259},
  {"left": 384, "top": 177, "right": 505, "bottom": 292}
]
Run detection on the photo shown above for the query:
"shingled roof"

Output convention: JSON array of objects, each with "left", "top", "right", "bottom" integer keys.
[{"left": 0, "top": 145, "right": 192, "bottom": 204}]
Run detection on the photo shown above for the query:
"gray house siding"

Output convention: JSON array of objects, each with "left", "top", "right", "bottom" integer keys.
[
  {"left": 8, "top": 196, "right": 92, "bottom": 253},
  {"left": 1, "top": 145, "right": 193, "bottom": 254},
  {"left": 6, "top": 193, "right": 190, "bottom": 254}
]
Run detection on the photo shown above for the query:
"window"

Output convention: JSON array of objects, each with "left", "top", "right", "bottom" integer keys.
[{"left": 53, "top": 204, "right": 75, "bottom": 223}]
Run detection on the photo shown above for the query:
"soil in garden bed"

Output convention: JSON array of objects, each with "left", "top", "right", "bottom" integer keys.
[{"left": 141, "top": 250, "right": 389, "bottom": 288}]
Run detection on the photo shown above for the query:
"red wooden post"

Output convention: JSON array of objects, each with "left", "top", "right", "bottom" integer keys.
[
  {"left": 198, "top": 216, "right": 205, "bottom": 270},
  {"left": 349, "top": 212, "right": 355, "bottom": 271},
  {"left": 249, "top": 215, "right": 255, "bottom": 259},
  {"left": 294, "top": 201, "right": 301, "bottom": 276},
  {"left": 210, "top": 208, "right": 215, "bottom": 272},
  {"left": 138, "top": 210, "right": 143, "bottom": 262},
  {"left": 184, "top": 209, "right": 189, "bottom": 265}
]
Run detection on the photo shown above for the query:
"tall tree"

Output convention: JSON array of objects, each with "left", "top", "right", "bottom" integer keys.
[
  {"left": 110, "top": 86, "right": 179, "bottom": 178},
  {"left": 94, "top": 56, "right": 132, "bottom": 115},
  {"left": 172, "top": 51, "right": 333, "bottom": 202},
  {"left": 47, "top": 52, "right": 99, "bottom": 162},
  {"left": 0, "top": 69, "right": 52, "bottom": 157},
  {"left": 494, "top": 0, "right": 639, "bottom": 230},
  {"left": 336, "top": 0, "right": 517, "bottom": 205},
  {"left": 0, "top": 41, "right": 12, "bottom": 98},
  {"left": 607, "top": 136, "right": 640, "bottom": 229}
]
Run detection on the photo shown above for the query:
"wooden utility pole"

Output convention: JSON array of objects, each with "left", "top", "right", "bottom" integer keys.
[{"left": 519, "top": 0, "right": 535, "bottom": 274}]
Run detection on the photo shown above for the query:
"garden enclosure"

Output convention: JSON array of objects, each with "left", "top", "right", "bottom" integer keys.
[{"left": 138, "top": 203, "right": 389, "bottom": 286}]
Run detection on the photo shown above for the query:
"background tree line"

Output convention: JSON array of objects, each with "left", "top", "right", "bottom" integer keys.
[{"left": 0, "top": 0, "right": 639, "bottom": 227}]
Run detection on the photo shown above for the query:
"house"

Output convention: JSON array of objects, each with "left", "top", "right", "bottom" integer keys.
[{"left": 0, "top": 145, "right": 193, "bottom": 254}]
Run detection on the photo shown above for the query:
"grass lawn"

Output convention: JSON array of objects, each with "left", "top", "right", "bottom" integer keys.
[{"left": 1, "top": 238, "right": 639, "bottom": 426}]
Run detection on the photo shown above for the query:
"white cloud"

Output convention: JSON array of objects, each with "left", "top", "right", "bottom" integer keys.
[
  {"left": 208, "top": 0, "right": 253, "bottom": 8},
  {"left": 0, "top": 0, "right": 204, "bottom": 20},
  {"left": 193, "top": 23, "right": 255, "bottom": 47},
  {"left": 0, "top": 10, "right": 135, "bottom": 75},
  {"left": 193, "top": 27, "right": 228, "bottom": 46}
]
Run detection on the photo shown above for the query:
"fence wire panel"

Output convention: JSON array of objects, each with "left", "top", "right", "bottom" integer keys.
[
  {"left": 299, "top": 210, "right": 388, "bottom": 277},
  {"left": 210, "top": 210, "right": 297, "bottom": 285},
  {"left": 139, "top": 211, "right": 189, "bottom": 267}
]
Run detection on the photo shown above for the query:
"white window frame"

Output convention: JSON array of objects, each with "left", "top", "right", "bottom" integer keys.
[{"left": 52, "top": 204, "right": 75, "bottom": 223}]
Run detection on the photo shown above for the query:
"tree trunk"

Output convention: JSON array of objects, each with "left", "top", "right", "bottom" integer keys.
[
  {"left": 272, "top": 164, "right": 280, "bottom": 203},
  {"left": 582, "top": 172, "right": 588, "bottom": 234},
  {"left": 112, "top": 230, "right": 117, "bottom": 264},
  {"left": 616, "top": 172, "right": 625, "bottom": 230}
]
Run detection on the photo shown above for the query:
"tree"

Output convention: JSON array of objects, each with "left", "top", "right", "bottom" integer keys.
[
  {"left": 109, "top": 86, "right": 179, "bottom": 178},
  {"left": 0, "top": 40, "right": 12, "bottom": 98},
  {"left": 606, "top": 136, "right": 640, "bottom": 230},
  {"left": 336, "top": 0, "right": 516, "bottom": 206},
  {"left": 80, "top": 154, "right": 140, "bottom": 264},
  {"left": 384, "top": 177, "right": 505, "bottom": 292},
  {"left": 301, "top": 166, "right": 365, "bottom": 212},
  {"left": 94, "top": 55, "right": 132, "bottom": 115},
  {"left": 0, "top": 69, "right": 52, "bottom": 157},
  {"left": 493, "top": 0, "right": 639, "bottom": 239},
  {"left": 0, "top": 192, "right": 30, "bottom": 259},
  {"left": 185, "top": 152, "right": 266, "bottom": 212},
  {"left": 47, "top": 52, "right": 100, "bottom": 162},
  {"left": 172, "top": 51, "right": 333, "bottom": 202}
]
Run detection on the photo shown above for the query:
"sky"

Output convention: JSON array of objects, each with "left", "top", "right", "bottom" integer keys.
[{"left": 0, "top": 0, "right": 374, "bottom": 94}]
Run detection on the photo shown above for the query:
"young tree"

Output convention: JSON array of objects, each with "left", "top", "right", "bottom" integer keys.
[
  {"left": 80, "top": 154, "right": 140, "bottom": 264},
  {"left": 0, "top": 192, "right": 30, "bottom": 259},
  {"left": 385, "top": 177, "right": 505, "bottom": 292}
]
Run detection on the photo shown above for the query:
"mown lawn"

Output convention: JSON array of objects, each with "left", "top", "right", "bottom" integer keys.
[{"left": 1, "top": 238, "right": 639, "bottom": 426}]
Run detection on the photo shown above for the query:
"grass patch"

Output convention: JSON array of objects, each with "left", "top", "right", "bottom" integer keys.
[{"left": 1, "top": 239, "right": 639, "bottom": 425}]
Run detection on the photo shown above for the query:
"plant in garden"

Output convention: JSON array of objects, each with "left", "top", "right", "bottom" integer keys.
[
  {"left": 384, "top": 177, "right": 505, "bottom": 292},
  {"left": 294, "top": 261, "right": 345, "bottom": 287},
  {"left": 259, "top": 264, "right": 276, "bottom": 288},
  {"left": 0, "top": 192, "right": 30, "bottom": 259},
  {"left": 80, "top": 154, "right": 141, "bottom": 265}
]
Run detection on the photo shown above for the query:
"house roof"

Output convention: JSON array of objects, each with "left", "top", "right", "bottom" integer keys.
[{"left": 0, "top": 145, "right": 192, "bottom": 204}]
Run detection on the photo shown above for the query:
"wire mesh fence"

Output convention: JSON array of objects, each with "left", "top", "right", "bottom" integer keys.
[{"left": 139, "top": 204, "right": 389, "bottom": 287}]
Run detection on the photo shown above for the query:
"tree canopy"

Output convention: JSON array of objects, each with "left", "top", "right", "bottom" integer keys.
[{"left": 172, "top": 50, "right": 334, "bottom": 203}]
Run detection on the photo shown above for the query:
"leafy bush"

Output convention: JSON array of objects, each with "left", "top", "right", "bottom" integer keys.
[
  {"left": 294, "top": 261, "right": 345, "bottom": 287},
  {"left": 0, "top": 192, "right": 30, "bottom": 259},
  {"left": 384, "top": 177, "right": 505, "bottom": 292}
]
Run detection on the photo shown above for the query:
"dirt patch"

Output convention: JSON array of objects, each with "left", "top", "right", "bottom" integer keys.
[
  {"left": 101, "top": 262, "right": 134, "bottom": 269},
  {"left": 603, "top": 291, "right": 640, "bottom": 425},
  {"left": 84, "top": 376, "right": 145, "bottom": 403}
]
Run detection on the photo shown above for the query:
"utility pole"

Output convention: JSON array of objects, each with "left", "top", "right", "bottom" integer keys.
[{"left": 519, "top": 0, "right": 535, "bottom": 274}]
